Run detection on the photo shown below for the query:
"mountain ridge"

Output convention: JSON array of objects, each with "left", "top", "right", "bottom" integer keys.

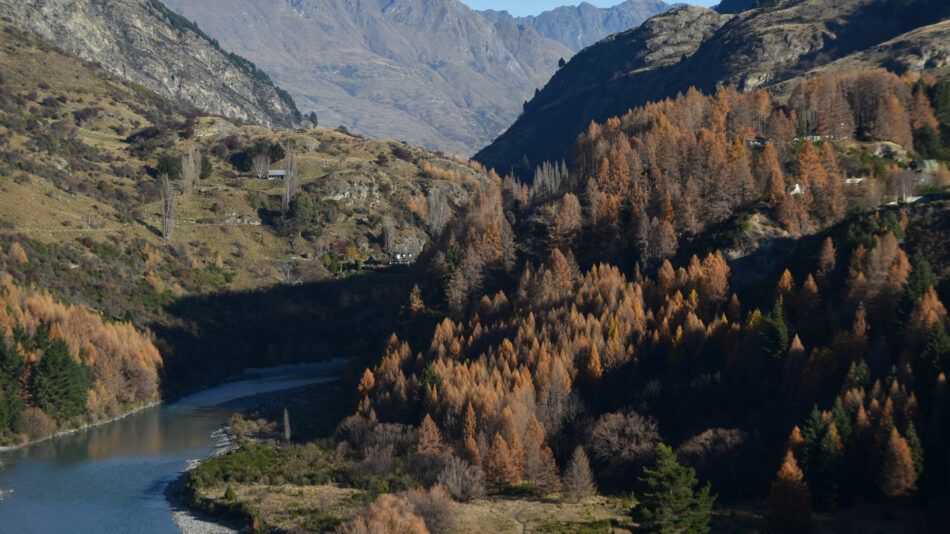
[
  {"left": 0, "top": 0, "right": 301, "bottom": 130},
  {"left": 475, "top": 0, "right": 950, "bottom": 176},
  {"left": 481, "top": 0, "right": 671, "bottom": 51}
]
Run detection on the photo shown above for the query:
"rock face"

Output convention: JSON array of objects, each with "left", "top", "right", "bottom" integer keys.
[
  {"left": 161, "top": 0, "right": 575, "bottom": 157},
  {"left": 482, "top": 0, "right": 671, "bottom": 52},
  {"left": 0, "top": 0, "right": 300, "bottom": 129},
  {"left": 475, "top": 0, "right": 950, "bottom": 176}
]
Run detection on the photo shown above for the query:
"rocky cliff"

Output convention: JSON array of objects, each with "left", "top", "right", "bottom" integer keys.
[
  {"left": 476, "top": 0, "right": 950, "bottom": 176},
  {"left": 482, "top": 0, "right": 671, "bottom": 51},
  {"left": 0, "top": 0, "right": 300, "bottom": 129}
]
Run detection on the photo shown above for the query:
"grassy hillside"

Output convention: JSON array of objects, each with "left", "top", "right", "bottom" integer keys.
[{"left": 0, "top": 21, "right": 491, "bottom": 393}]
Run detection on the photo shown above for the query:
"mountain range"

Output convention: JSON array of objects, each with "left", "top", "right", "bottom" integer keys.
[
  {"left": 481, "top": 0, "right": 671, "bottom": 51},
  {"left": 160, "top": 0, "right": 670, "bottom": 156},
  {"left": 476, "top": 0, "right": 950, "bottom": 175}
]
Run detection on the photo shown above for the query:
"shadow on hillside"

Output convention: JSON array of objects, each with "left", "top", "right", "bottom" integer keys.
[{"left": 153, "top": 268, "right": 412, "bottom": 399}]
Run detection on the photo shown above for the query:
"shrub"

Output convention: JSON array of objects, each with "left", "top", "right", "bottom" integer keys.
[
  {"left": 437, "top": 456, "right": 485, "bottom": 502},
  {"left": 587, "top": 410, "right": 660, "bottom": 483},
  {"left": 392, "top": 145, "right": 413, "bottom": 162},
  {"left": 402, "top": 485, "right": 458, "bottom": 534}
]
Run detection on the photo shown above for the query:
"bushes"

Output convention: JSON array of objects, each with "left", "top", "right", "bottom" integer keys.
[
  {"left": 587, "top": 410, "right": 661, "bottom": 484},
  {"left": 437, "top": 456, "right": 485, "bottom": 502},
  {"left": 402, "top": 485, "right": 458, "bottom": 534},
  {"left": 189, "top": 443, "right": 348, "bottom": 489}
]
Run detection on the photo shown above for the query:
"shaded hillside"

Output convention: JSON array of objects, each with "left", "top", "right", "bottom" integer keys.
[
  {"left": 0, "top": 20, "right": 493, "bottom": 394},
  {"left": 162, "top": 0, "right": 573, "bottom": 156},
  {"left": 476, "top": 0, "right": 950, "bottom": 176},
  {"left": 0, "top": 0, "right": 300, "bottom": 129},
  {"left": 482, "top": 0, "right": 671, "bottom": 51}
]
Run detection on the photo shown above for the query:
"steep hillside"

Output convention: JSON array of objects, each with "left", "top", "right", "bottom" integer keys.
[
  {"left": 482, "top": 0, "right": 671, "bottom": 51},
  {"left": 0, "top": 274, "right": 162, "bottom": 446},
  {"left": 162, "top": 0, "right": 573, "bottom": 156},
  {"left": 0, "top": 0, "right": 300, "bottom": 129},
  {"left": 476, "top": 0, "right": 950, "bottom": 175},
  {"left": 0, "top": 21, "right": 491, "bottom": 392},
  {"left": 187, "top": 69, "right": 950, "bottom": 533}
]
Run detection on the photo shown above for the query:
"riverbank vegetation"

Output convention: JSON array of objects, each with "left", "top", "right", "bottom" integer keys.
[{"left": 0, "top": 273, "right": 161, "bottom": 445}]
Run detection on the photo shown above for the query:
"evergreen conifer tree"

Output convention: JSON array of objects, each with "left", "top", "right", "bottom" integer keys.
[
  {"left": 634, "top": 443, "right": 715, "bottom": 534},
  {"left": 33, "top": 339, "right": 91, "bottom": 421}
]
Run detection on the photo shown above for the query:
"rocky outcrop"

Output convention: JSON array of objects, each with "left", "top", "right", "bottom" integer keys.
[
  {"left": 0, "top": 0, "right": 300, "bottom": 129},
  {"left": 482, "top": 0, "right": 671, "bottom": 52},
  {"left": 476, "top": 0, "right": 950, "bottom": 175}
]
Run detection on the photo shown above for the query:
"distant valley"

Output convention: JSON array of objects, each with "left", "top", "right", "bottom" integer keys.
[{"left": 161, "top": 0, "right": 669, "bottom": 155}]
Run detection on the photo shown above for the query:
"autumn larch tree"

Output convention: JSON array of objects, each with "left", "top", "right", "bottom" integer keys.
[
  {"left": 487, "top": 432, "right": 520, "bottom": 489},
  {"left": 879, "top": 427, "right": 917, "bottom": 499},
  {"left": 765, "top": 450, "right": 811, "bottom": 525},
  {"left": 634, "top": 443, "right": 715, "bottom": 534},
  {"left": 416, "top": 414, "right": 444, "bottom": 455},
  {"left": 563, "top": 446, "right": 596, "bottom": 502},
  {"left": 548, "top": 193, "right": 582, "bottom": 252}
]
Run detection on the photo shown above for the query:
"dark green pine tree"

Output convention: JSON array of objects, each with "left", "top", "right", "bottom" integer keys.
[
  {"left": 634, "top": 443, "right": 716, "bottom": 534},
  {"left": 0, "top": 329, "right": 26, "bottom": 390},
  {"left": 800, "top": 406, "right": 826, "bottom": 472},
  {"left": 899, "top": 252, "right": 934, "bottom": 326},
  {"left": 905, "top": 422, "right": 924, "bottom": 481},
  {"left": 0, "top": 330, "right": 26, "bottom": 432},
  {"left": 33, "top": 339, "right": 92, "bottom": 421},
  {"left": 831, "top": 399, "right": 853, "bottom": 445},
  {"left": 813, "top": 426, "right": 842, "bottom": 510},
  {"left": 762, "top": 299, "right": 789, "bottom": 361}
]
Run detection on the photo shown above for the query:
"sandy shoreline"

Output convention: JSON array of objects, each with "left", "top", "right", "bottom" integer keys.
[{"left": 166, "top": 427, "right": 243, "bottom": 534}]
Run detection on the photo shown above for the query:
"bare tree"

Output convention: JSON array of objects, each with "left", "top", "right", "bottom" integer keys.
[
  {"left": 283, "top": 408, "right": 292, "bottom": 443},
  {"left": 427, "top": 186, "right": 448, "bottom": 237},
  {"left": 382, "top": 215, "right": 396, "bottom": 254},
  {"left": 181, "top": 146, "right": 201, "bottom": 194},
  {"left": 252, "top": 153, "right": 270, "bottom": 180},
  {"left": 281, "top": 146, "right": 299, "bottom": 214},
  {"left": 563, "top": 446, "right": 596, "bottom": 502},
  {"left": 160, "top": 173, "right": 176, "bottom": 242},
  {"left": 531, "top": 160, "right": 569, "bottom": 201}
]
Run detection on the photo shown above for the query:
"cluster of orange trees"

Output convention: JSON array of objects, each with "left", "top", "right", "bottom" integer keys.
[
  {"left": 345, "top": 68, "right": 950, "bottom": 524},
  {"left": 0, "top": 254, "right": 162, "bottom": 444}
]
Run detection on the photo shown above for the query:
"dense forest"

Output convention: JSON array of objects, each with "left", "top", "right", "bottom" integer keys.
[
  {"left": 323, "top": 68, "right": 950, "bottom": 530},
  {"left": 0, "top": 266, "right": 162, "bottom": 445}
]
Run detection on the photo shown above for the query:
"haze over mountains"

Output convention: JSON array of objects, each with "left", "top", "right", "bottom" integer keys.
[
  {"left": 161, "top": 0, "right": 670, "bottom": 155},
  {"left": 481, "top": 0, "right": 671, "bottom": 51},
  {"left": 476, "top": 0, "right": 950, "bottom": 174}
]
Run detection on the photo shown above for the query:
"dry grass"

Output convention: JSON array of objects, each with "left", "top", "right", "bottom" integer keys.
[
  {"left": 453, "top": 495, "right": 632, "bottom": 534},
  {"left": 198, "top": 483, "right": 362, "bottom": 532}
]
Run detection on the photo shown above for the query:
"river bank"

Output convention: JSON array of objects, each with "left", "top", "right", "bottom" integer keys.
[
  {"left": 0, "top": 400, "right": 161, "bottom": 454},
  {"left": 166, "top": 426, "right": 243, "bottom": 534},
  {"left": 0, "top": 361, "right": 348, "bottom": 534}
]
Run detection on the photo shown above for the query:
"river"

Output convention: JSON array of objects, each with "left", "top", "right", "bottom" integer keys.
[{"left": 0, "top": 360, "right": 346, "bottom": 534}]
